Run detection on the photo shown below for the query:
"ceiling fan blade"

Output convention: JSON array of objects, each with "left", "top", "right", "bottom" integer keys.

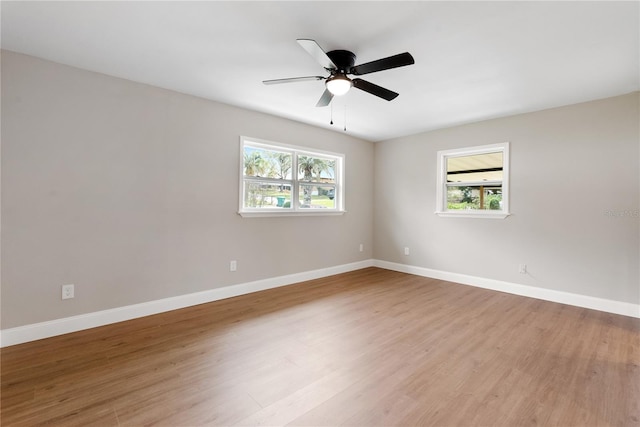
[
  {"left": 350, "top": 52, "right": 415, "bottom": 76},
  {"left": 297, "top": 39, "right": 337, "bottom": 70},
  {"left": 352, "top": 78, "right": 399, "bottom": 101},
  {"left": 315, "top": 88, "right": 334, "bottom": 107},
  {"left": 263, "top": 76, "right": 325, "bottom": 85}
]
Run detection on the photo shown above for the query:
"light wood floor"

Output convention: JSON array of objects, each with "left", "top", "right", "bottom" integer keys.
[{"left": 2, "top": 267, "right": 639, "bottom": 426}]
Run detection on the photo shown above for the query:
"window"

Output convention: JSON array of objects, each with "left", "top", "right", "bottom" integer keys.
[
  {"left": 436, "top": 142, "right": 510, "bottom": 219},
  {"left": 239, "top": 137, "right": 344, "bottom": 217}
]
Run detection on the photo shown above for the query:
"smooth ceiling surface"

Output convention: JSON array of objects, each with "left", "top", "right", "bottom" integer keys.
[{"left": 2, "top": 1, "right": 638, "bottom": 141}]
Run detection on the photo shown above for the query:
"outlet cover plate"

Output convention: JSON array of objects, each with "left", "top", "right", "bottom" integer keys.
[{"left": 62, "top": 284, "right": 75, "bottom": 299}]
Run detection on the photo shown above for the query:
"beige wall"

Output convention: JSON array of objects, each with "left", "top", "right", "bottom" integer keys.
[
  {"left": 1, "top": 51, "right": 374, "bottom": 328},
  {"left": 374, "top": 92, "right": 639, "bottom": 304},
  {"left": 2, "top": 50, "right": 638, "bottom": 331}
]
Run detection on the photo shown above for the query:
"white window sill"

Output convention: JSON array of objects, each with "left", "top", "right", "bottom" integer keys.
[
  {"left": 239, "top": 210, "right": 346, "bottom": 218},
  {"left": 435, "top": 211, "right": 511, "bottom": 219}
]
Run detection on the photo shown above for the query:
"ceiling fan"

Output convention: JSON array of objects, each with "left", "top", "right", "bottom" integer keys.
[{"left": 263, "top": 39, "right": 415, "bottom": 107}]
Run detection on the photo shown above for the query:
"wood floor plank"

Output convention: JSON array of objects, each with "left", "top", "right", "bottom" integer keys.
[{"left": 1, "top": 268, "right": 638, "bottom": 426}]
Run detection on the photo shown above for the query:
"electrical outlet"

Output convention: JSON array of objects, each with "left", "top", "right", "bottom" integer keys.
[
  {"left": 359, "top": 243, "right": 364, "bottom": 252},
  {"left": 404, "top": 247, "right": 410, "bottom": 256},
  {"left": 230, "top": 260, "right": 237, "bottom": 272},
  {"left": 62, "top": 284, "right": 75, "bottom": 300},
  {"left": 519, "top": 264, "right": 527, "bottom": 274}
]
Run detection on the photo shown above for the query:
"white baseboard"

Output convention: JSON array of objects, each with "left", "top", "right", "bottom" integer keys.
[
  {"left": 374, "top": 259, "right": 640, "bottom": 319},
  {"left": 0, "top": 260, "right": 374, "bottom": 347},
  {"left": 3, "top": 259, "right": 637, "bottom": 347}
]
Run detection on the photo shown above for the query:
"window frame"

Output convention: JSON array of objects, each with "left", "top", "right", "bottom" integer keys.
[
  {"left": 435, "top": 142, "right": 510, "bottom": 219},
  {"left": 239, "top": 136, "right": 345, "bottom": 217}
]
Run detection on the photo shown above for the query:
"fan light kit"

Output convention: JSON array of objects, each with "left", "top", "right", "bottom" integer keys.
[
  {"left": 263, "top": 39, "right": 415, "bottom": 107},
  {"left": 326, "top": 74, "right": 352, "bottom": 96}
]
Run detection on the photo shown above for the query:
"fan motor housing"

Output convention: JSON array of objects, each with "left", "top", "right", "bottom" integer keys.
[{"left": 327, "top": 50, "right": 356, "bottom": 72}]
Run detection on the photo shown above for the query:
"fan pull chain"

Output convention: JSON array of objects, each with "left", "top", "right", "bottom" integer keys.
[
  {"left": 330, "top": 103, "right": 333, "bottom": 125},
  {"left": 344, "top": 105, "right": 347, "bottom": 132}
]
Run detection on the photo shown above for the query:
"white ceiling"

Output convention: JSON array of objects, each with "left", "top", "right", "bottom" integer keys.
[{"left": 2, "top": 1, "right": 638, "bottom": 142}]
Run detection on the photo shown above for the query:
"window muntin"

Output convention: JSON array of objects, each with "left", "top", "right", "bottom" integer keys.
[
  {"left": 240, "top": 137, "right": 344, "bottom": 216},
  {"left": 436, "top": 143, "right": 510, "bottom": 219}
]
